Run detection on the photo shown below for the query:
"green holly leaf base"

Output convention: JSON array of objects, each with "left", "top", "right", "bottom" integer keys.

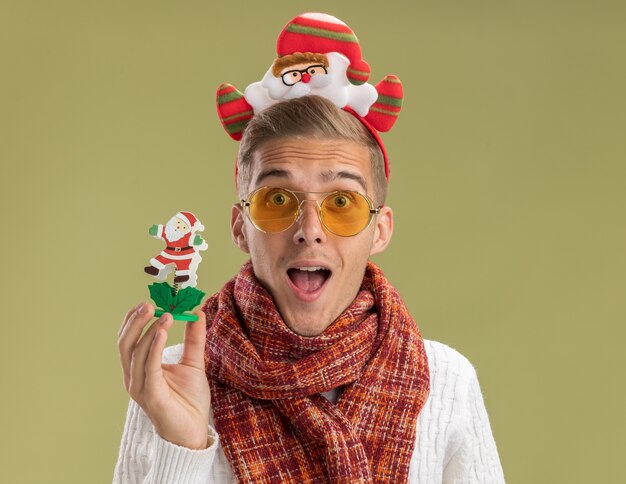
[{"left": 148, "top": 282, "right": 206, "bottom": 322}]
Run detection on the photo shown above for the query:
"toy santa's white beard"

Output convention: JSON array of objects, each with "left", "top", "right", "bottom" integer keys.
[
  {"left": 164, "top": 219, "right": 187, "bottom": 242},
  {"left": 246, "top": 52, "right": 353, "bottom": 113}
]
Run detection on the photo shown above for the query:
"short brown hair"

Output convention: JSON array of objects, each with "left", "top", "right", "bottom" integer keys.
[{"left": 237, "top": 96, "right": 387, "bottom": 205}]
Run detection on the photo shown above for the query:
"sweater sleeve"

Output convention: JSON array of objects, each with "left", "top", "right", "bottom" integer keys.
[
  {"left": 442, "top": 364, "right": 505, "bottom": 484},
  {"left": 112, "top": 398, "right": 219, "bottom": 484},
  {"left": 112, "top": 345, "right": 221, "bottom": 484}
]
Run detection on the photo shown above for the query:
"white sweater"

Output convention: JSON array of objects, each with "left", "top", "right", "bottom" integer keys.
[{"left": 113, "top": 340, "right": 505, "bottom": 483}]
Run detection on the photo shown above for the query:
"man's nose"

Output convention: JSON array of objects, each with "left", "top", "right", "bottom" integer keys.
[
  {"left": 292, "top": 200, "right": 326, "bottom": 245},
  {"left": 301, "top": 73, "right": 311, "bottom": 83}
]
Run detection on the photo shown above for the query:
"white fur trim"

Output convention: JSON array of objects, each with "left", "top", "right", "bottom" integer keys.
[
  {"left": 179, "top": 253, "right": 202, "bottom": 289},
  {"left": 154, "top": 224, "right": 164, "bottom": 239},
  {"left": 245, "top": 79, "right": 276, "bottom": 114},
  {"left": 301, "top": 13, "right": 346, "bottom": 26},
  {"left": 150, "top": 258, "right": 166, "bottom": 270}
]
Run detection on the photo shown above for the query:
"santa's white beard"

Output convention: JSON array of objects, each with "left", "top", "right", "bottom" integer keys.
[
  {"left": 282, "top": 81, "right": 312, "bottom": 99},
  {"left": 164, "top": 220, "right": 186, "bottom": 242}
]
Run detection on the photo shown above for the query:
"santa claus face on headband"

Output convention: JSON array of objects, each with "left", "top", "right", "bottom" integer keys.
[
  {"left": 276, "top": 62, "right": 329, "bottom": 98},
  {"left": 246, "top": 51, "right": 371, "bottom": 115},
  {"left": 280, "top": 63, "right": 326, "bottom": 86},
  {"left": 265, "top": 52, "right": 333, "bottom": 100}
]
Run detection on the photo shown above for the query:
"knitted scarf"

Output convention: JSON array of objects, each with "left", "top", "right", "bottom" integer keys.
[{"left": 203, "top": 261, "right": 430, "bottom": 483}]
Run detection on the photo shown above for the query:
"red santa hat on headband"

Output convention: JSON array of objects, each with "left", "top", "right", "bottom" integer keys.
[{"left": 275, "top": 13, "right": 371, "bottom": 86}]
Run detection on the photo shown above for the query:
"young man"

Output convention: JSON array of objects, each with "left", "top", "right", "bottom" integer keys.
[{"left": 114, "top": 96, "right": 505, "bottom": 483}]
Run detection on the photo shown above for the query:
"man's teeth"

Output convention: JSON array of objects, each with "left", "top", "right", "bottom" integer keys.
[{"left": 294, "top": 266, "right": 327, "bottom": 272}]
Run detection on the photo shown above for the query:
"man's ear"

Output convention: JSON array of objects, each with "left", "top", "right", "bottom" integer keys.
[
  {"left": 369, "top": 206, "right": 393, "bottom": 256},
  {"left": 231, "top": 204, "right": 250, "bottom": 253}
]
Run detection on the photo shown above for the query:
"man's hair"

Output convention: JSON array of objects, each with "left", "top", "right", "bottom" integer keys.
[{"left": 237, "top": 96, "right": 387, "bottom": 205}]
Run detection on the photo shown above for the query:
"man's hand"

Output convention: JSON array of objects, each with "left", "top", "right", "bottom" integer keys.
[
  {"left": 148, "top": 224, "right": 158, "bottom": 236},
  {"left": 117, "top": 303, "right": 211, "bottom": 449}
]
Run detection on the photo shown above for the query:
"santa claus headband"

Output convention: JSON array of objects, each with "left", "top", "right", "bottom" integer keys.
[{"left": 216, "top": 12, "right": 403, "bottom": 181}]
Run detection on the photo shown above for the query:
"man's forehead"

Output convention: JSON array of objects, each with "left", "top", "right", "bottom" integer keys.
[
  {"left": 254, "top": 166, "right": 369, "bottom": 192},
  {"left": 250, "top": 138, "right": 372, "bottom": 192},
  {"left": 251, "top": 139, "right": 371, "bottom": 193}
]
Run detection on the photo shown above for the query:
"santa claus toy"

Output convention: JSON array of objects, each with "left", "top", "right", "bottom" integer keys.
[
  {"left": 216, "top": 12, "right": 403, "bottom": 179},
  {"left": 143, "top": 211, "right": 207, "bottom": 321}
]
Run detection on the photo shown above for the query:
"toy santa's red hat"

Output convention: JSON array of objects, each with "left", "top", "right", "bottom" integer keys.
[
  {"left": 175, "top": 211, "right": 204, "bottom": 232},
  {"left": 276, "top": 12, "right": 371, "bottom": 86}
]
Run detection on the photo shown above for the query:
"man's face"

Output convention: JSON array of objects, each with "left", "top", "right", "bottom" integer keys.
[{"left": 231, "top": 137, "right": 393, "bottom": 336}]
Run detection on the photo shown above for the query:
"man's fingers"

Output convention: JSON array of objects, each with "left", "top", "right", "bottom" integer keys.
[
  {"left": 145, "top": 323, "right": 169, "bottom": 392},
  {"left": 117, "top": 307, "right": 135, "bottom": 340},
  {"left": 118, "top": 304, "right": 154, "bottom": 389},
  {"left": 117, "top": 302, "right": 144, "bottom": 340},
  {"left": 119, "top": 303, "right": 155, "bottom": 391},
  {"left": 118, "top": 303, "right": 155, "bottom": 357},
  {"left": 129, "top": 313, "right": 171, "bottom": 394},
  {"left": 180, "top": 309, "right": 207, "bottom": 369}
]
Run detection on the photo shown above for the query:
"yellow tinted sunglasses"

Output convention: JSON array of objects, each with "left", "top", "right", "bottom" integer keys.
[{"left": 240, "top": 186, "right": 381, "bottom": 237}]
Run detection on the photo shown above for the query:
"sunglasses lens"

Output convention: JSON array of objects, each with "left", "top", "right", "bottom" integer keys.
[
  {"left": 248, "top": 187, "right": 298, "bottom": 232},
  {"left": 321, "top": 191, "right": 372, "bottom": 236},
  {"left": 246, "top": 187, "right": 375, "bottom": 236}
]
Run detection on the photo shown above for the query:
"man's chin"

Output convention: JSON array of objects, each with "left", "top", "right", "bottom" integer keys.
[
  {"left": 283, "top": 310, "right": 334, "bottom": 337},
  {"left": 279, "top": 292, "right": 343, "bottom": 337}
]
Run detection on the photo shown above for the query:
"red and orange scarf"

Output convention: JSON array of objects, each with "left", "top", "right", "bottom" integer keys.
[{"left": 203, "top": 261, "right": 430, "bottom": 483}]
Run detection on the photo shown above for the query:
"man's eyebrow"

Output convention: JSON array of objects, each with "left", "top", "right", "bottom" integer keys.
[
  {"left": 254, "top": 168, "right": 368, "bottom": 192},
  {"left": 254, "top": 168, "right": 291, "bottom": 185},
  {"left": 320, "top": 170, "right": 368, "bottom": 192}
]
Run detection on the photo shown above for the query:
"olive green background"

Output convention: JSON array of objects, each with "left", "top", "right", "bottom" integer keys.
[{"left": 1, "top": 1, "right": 624, "bottom": 482}]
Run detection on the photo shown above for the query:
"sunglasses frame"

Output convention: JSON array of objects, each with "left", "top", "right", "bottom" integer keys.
[{"left": 240, "top": 186, "right": 381, "bottom": 237}]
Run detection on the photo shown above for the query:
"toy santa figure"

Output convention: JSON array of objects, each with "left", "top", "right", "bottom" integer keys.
[
  {"left": 144, "top": 211, "right": 208, "bottom": 289},
  {"left": 216, "top": 12, "right": 403, "bottom": 142}
]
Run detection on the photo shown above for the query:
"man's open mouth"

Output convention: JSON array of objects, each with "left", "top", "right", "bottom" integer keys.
[{"left": 287, "top": 266, "right": 331, "bottom": 293}]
